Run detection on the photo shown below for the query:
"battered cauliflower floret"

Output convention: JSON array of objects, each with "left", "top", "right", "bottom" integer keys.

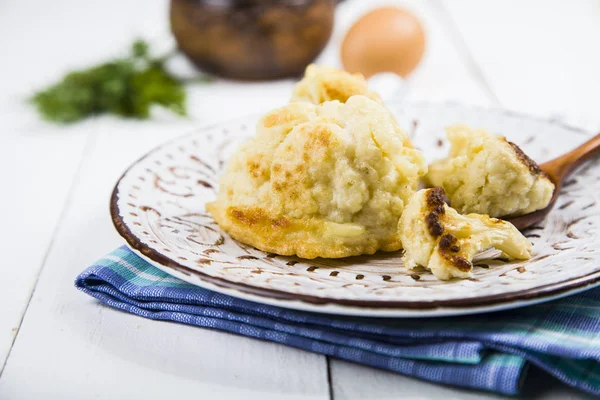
[
  {"left": 291, "top": 64, "right": 381, "bottom": 105},
  {"left": 207, "top": 95, "right": 427, "bottom": 259},
  {"left": 426, "top": 125, "right": 555, "bottom": 218},
  {"left": 398, "top": 188, "right": 532, "bottom": 280}
]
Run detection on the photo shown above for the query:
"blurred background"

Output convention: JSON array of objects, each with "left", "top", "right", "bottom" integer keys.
[
  {"left": 0, "top": 1, "right": 600, "bottom": 398},
  {"left": 2, "top": 0, "right": 599, "bottom": 129}
]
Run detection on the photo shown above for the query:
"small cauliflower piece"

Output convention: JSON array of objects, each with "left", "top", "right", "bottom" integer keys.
[
  {"left": 291, "top": 64, "right": 381, "bottom": 105},
  {"left": 398, "top": 188, "right": 532, "bottom": 280},
  {"left": 207, "top": 95, "right": 427, "bottom": 259},
  {"left": 426, "top": 125, "right": 555, "bottom": 218}
]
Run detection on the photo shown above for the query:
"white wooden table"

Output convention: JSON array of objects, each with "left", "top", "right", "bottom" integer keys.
[{"left": 1, "top": 0, "right": 599, "bottom": 398}]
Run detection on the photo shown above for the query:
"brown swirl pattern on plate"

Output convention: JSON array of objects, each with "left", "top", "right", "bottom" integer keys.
[{"left": 111, "top": 103, "right": 600, "bottom": 315}]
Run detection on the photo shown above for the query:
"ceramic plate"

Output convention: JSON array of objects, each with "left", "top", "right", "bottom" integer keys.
[{"left": 111, "top": 102, "right": 600, "bottom": 317}]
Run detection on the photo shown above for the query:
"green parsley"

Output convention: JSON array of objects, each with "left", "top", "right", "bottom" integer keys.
[{"left": 31, "top": 39, "right": 193, "bottom": 123}]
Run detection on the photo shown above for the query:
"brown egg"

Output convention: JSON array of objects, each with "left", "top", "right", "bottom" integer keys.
[{"left": 341, "top": 7, "right": 426, "bottom": 78}]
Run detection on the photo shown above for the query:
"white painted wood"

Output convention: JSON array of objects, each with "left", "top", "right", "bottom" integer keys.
[
  {"left": 0, "top": 130, "right": 88, "bottom": 371},
  {"left": 0, "top": 119, "right": 329, "bottom": 400},
  {"left": 440, "top": 0, "right": 600, "bottom": 122},
  {"left": 317, "top": 0, "right": 492, "bottom": 105},
  {"left": 1, "top": 0, "right": 597, "bottom": 398},
  {"left": 0, "top": 0, "right": 198, "bottom": 374},
  {"left": 0, "top": 0, "right": 115, "bottom": 370},
  {"left": 0, "top": 0, "right": 324, "bottom": 398}
]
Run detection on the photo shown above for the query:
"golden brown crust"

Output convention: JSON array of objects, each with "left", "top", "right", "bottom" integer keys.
[
  {"left": 291, "top": 64, "right": 382, "bottom": 105},
  {"left": 426, "top": 187, "right": 446, "bottom": 208},
  {"left": 506, "top": 140, "right": 545, "bottom": 177},
  {"left": 426, "top": 125, "right": 555, "bottom": 218},
  {"left": 209, "top": 95, "right": 426, "bottom": 259},
  {"left": 438, "top": 233, "right": 472, "bottom": 272},
  {"left": 229, "top": 207, "right": 292, "bottom": 229},
  {"left": 425, "top": 187, "right": 446, "bottom": 237},
  {"left": 207, "top": 203, "right": 402, "bottom": 259},
  {"left": 399, "top": 188, "right": 532, "bottom": 280},
  {"left": 263, "top": 108, "right": 306, "bottom": 128}
]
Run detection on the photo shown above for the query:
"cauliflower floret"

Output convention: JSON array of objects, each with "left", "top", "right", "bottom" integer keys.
[
  {"left": 426, "top": 125, "right": 555, "bottom": 218},
  {"left": 398, "top": 188, "right": 532, "bottom": 280},
  {"left": 207, "top": 95, "right": 427, "bottom": 259},
  {"left": 291, "top": 64, "right": 381, "bottom": 105}
]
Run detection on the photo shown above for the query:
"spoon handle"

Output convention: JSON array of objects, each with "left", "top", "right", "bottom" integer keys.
[{"left": 541, "top": 133, "right": 600, "bottom": 182}]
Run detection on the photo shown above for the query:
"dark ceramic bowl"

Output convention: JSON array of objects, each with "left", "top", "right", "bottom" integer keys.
[{"left": 171, "top": 0, "right": 335, "bottom": 80}]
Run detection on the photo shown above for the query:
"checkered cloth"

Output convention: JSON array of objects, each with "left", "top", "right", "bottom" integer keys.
[{"left": 75, "top": 246, "right": 600, "bottom": 396}]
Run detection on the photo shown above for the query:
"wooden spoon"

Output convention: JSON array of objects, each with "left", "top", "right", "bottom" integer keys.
[{"left": 507, "top": 133, "right": 600, "bottom": 231}]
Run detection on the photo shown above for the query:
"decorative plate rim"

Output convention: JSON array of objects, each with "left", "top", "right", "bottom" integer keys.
[{"left": 110, "top": 102, "right": 600, "bottom": 312}]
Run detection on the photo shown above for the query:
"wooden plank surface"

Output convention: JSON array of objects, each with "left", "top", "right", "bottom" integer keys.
[
  {"left": 0, "top": 0, "right": 133, "bottom": 370},
  {"left": 441, "top": 0, "right": 600, "bottom": 120},
  {"left": 323, "top": 0, "right": 491, "bottom": 105},
  {"left": 0, "top": 0, "right": 598, "bottom": 399},
  {"left": 0, "top": 120, "right": 329, "bottom": 400},
  {"left": 0, "top": 1, "right": 326, "bottom": 398},
  {"left": 0, "top": 122, "right": 88, "bottom": 371}
]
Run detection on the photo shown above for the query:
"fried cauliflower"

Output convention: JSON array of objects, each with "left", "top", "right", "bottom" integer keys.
[
  {"left": 399, "top": 188, "right": 532, "bottom": 280},
  {"left": 290, "top": 64, "right": 381, "bottom": 105},
  {"left": 207, "top": 95, "right": 427, "bottom": 259},
  {"left": 426, "top": 125, "right": 555, "bottom": 218}
]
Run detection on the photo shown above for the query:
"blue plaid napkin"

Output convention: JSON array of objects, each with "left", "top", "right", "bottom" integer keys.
[{"left": 75, "top": 246, "right": 600, "bottom": 396}]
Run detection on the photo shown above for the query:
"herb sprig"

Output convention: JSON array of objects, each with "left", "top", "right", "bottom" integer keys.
[{"left": 31, "top": 40, "right": 193, "bottom": 124}]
